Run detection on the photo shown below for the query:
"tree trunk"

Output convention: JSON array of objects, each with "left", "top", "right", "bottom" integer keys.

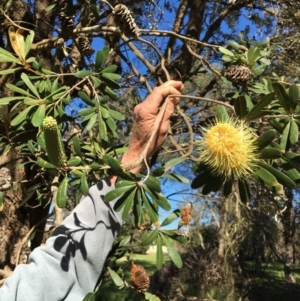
[
  {"left": 218, "top": 196, "right": 229, "bottom": 258},
  {"left": 282, "top": 191, "right": 296, "bottom": 283}
]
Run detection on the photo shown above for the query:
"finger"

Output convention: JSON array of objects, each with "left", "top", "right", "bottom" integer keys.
[
  {"left": 161, "top": 98, "right": 177, "bottom": 127},
  {"left": 143, "top": 83, "right": 183, "bottom": 114}
]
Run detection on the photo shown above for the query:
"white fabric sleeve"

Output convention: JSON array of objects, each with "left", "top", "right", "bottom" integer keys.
[{"left": 0, "top": 178, "right": 122, "bottom": 301}]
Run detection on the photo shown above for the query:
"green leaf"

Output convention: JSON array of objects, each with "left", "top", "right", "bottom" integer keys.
[
  {"left": 161, "top": 173, "right": 189, "bottom": 183},
  {"left": 72, "top": 136, "right": 82, "bottom": 156},
  {"left": 24, "top": 98, "right": 40, "bottom": 105},
  {"left": 78, "top": 108, "right": 95, "bottom": 117},
  {"left": 99, "top": 114, "right": 108, "bottom": 142},
  {"left": 144, "top": 292, "right": 161, "bottom": 301},
  {"left": 245, "top": 92, "right": 274, "bottom": 120},
  {"left": 144, "top": 186, "right": 171, "bottom": 211},
  {"left": 289, "top": 119, "right": 298, "bottom": 144},
  {"left": 122, "top": 188, "right": 136, "bottom": 220},
  {"left": 254, "top": 167, "right": 278, "bottom": 187},
  {"left": 161, "top": 234, "right": 182, "bottom": 268},
  {"left": 234, "top": 95, "right": 248, "bottom": 119},
  {"left": 156, "top": 235, "right": 163, "bottom": 269},
  {"left": 219, "top": 47, "right": 234, "bottom": 56},
  {"left": 21, "top": 73, "right": 40, "bottom": 98},
  {"left": 100, "top": 72, "right": 121, "bottom": 81},
  {"left": 273, "top": 82, "right": 291, "bottom": 113},
  {"left": 216, "top": 105, "right": 229, "bottom": 121},
  {"left": 100, "top": 106, "right": 110, "bottom": 119},
  {"left": 101, "top": 65, "right": 118, "bottom": 73},
  {"left": 80, "top": 173, "right": 89, "bottom": 195},
  {"left": 144, "top": 176, "right": 161, "bottom": 193},
  {"left": 104, "top": 185, "right": 136, "bottom": 202},
  {"left": 75, "top": 70, "right": 92, "bottom": 78},
  {"left": 164, "top": 157, "right": 187, "bottom": 172},
  {"left": 11, "top": 106, "right": 33, "bottom": 126},
  {"left": 260, "top": 147, "right": 282, "bottom": 159},
  {"left": 6, "top": 83, "right": 34, "bottom": 97},
  {"left": 238, "top": 178, "right": 250, "bottom": 203},
  {"left": 227, "top": 40, "right": 241, "bottom": 49},
  {"left": 0, "top": 47, "right": 18, "bottom": 62},
  {"left": 257, "top": 161, "right": 296, "bottom": 189},
  {"left": 36, "top": 157, "right": 56, "bottom": 168},
  {"left": 67, "top": 156, "right": 82, "bottom": 166},
  {"left": 141, "top": 228, "right": 159, "bottom": 246},
  {"left": 0, "top": 68, "right": 21, "bottom": 75},
  {"left": 109, "top": 109, "right": 125, "bottom": 121},
  {"left": 141, "top": 189, "right": 159, "bottom": 224},
  {"left": 56, "top": 177, "right": 68, "bottom": 208},
  {"left": 289, "top": 84, "right": 299, "bottom": 109},
  {"left": 78, "top": 91, "right": 94, "bottom": 106},
  {"left": 202, "top": 177, "right": 223, "bottom": 194},
  {"left": 160, "top": 209, "right": 181, "bottom": 227},
  {"left": 32, "top": 105, "right": 46, "bottom": 127},
  {"left": 85, "top": 113, "right": 97, "bottom": 131},
  {"left": 101, "top": 76, "right": 120, "bottom": 90},
  {"left": 24, "top": 30, "right": 34, "bottom": 57},
  {"left": 95, "top": 46, "right": 110, "bottom": 70},
  {"left": 255, "top": 130, "right": 276, "bottom": 151},
  {"left": 280, "top": 121, "right": 290, "bottom": 152},
  {"left": 104, "top": 86, "right": 118, "bottom": 101},
  {"left": 45, "top": 3, "right": 57, "bottom": 12},
  {"left": 107, "top": 267, "right": 124, "bottom": 288},
  {"left": 0, "top": 96, "right": 24, "bottom": 105}
]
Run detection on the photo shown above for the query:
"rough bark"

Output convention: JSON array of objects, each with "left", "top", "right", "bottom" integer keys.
[{"left": 282, "top": 190, "right": 296, "bottom": 283}]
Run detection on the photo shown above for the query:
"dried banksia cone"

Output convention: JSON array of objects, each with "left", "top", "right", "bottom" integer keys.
[
  {"left": 78, "top": 34, "right": 94, "bottom": 56},
  {"left": 178, "top": 202, "right": 193, "bottom": 229},
  {"left": 113, "top": 4, "right": 139, "bottom": 38},
  {"left": 131, "top": 262, "right": 150, "bottom": 292},
  {"left": 43, "top": 117, "right": 67, "bottom": 167},
  {"left": 224, "top": 64, "right": 252, "bottom": 83}
]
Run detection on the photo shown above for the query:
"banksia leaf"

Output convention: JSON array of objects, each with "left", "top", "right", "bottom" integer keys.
[{"left": 43, "top": 116, "right": 67, "bottom": 167}]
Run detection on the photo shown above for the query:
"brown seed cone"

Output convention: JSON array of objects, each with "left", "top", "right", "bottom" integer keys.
[
  {"left": 178, "top": 202, "right": 193, "bottom": 229},
  {"left": 113, "top": 4, "right": 139, "bottom": 38},
  {"left": 131, "top": 262, "right": 150, "bottom": 292},
  {"left": 224, "top": 64, "right": 252, "bottom": 83}
]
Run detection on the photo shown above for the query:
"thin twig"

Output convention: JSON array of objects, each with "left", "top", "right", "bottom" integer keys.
[{"left": 15, "top": 213, "right": 53, "bottom": 266}]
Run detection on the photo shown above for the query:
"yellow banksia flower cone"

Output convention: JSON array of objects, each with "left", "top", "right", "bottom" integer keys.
[{"left": 197, "top": 118, "right": 258, "bottom": 179}]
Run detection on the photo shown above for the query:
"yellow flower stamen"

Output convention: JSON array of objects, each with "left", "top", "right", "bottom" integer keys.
[{"left": 197, "top": 118, "right": 258, "bottom": 179}]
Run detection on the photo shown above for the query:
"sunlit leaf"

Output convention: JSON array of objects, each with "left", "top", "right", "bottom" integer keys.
[
  {"left": 156, "top": 234, "right": 163, "bottom": 269},
  {"left": 257, "top": 161, "right": 296, "bottom": 189},
  {"left": 32, "top": 105, "right": 46, "bottom": 127},
  {"left": 95, "top": 46, "right": 110, "bottom": 70},
  {"left": 57, "top": 177, "right": 68, "bottom": 208},
  {"left": 245, "top": 92, "right": 274, "bottom": 120},
  {"left": 141, "top": 228, "right": 159, "bottom": 246},
  {"left": 80, "top": 173, "right": 89, "bottom": 195},
  {"left": 273, "top": 82, "right": 291, "bottom": 113},
  {"left": 280, "top": 121, "right": 290, "bottom": 152},
  {"left": 75, "top": 70, "right": 92, "bottom": 78},
  {"left": 11, "top": 106, "right": 33, "bottom": 126},
  {"left": 160, "top": 209, "right": 181, "bottom": 227},
  {"left": 107, "top": 267, "right": 124, "bottom": 288},
  {"left": 161, "top": 234, "right": 182, "bottom": 268},
  {"left": 289, "top": 119, "right": 298, "bottom": 144}
]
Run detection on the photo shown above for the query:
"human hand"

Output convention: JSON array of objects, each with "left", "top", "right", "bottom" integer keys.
[{"left": 121, "top": 80, "right": 184, "bottom": 173}]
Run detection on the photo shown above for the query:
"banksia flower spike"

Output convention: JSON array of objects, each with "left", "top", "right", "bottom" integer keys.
[
  {"left": 131, "top": 262, "right": 150, "bottom": 292},
  {"left": 43, "top": 116, "right": 67, "bottom": 168},
  {"left": 197, "top": 118, "right": 258, "bottom": 180}
]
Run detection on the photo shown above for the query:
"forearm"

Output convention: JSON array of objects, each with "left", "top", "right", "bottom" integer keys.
[{"left": 0, "top": 178, "right": 122, "bottom": 301}]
